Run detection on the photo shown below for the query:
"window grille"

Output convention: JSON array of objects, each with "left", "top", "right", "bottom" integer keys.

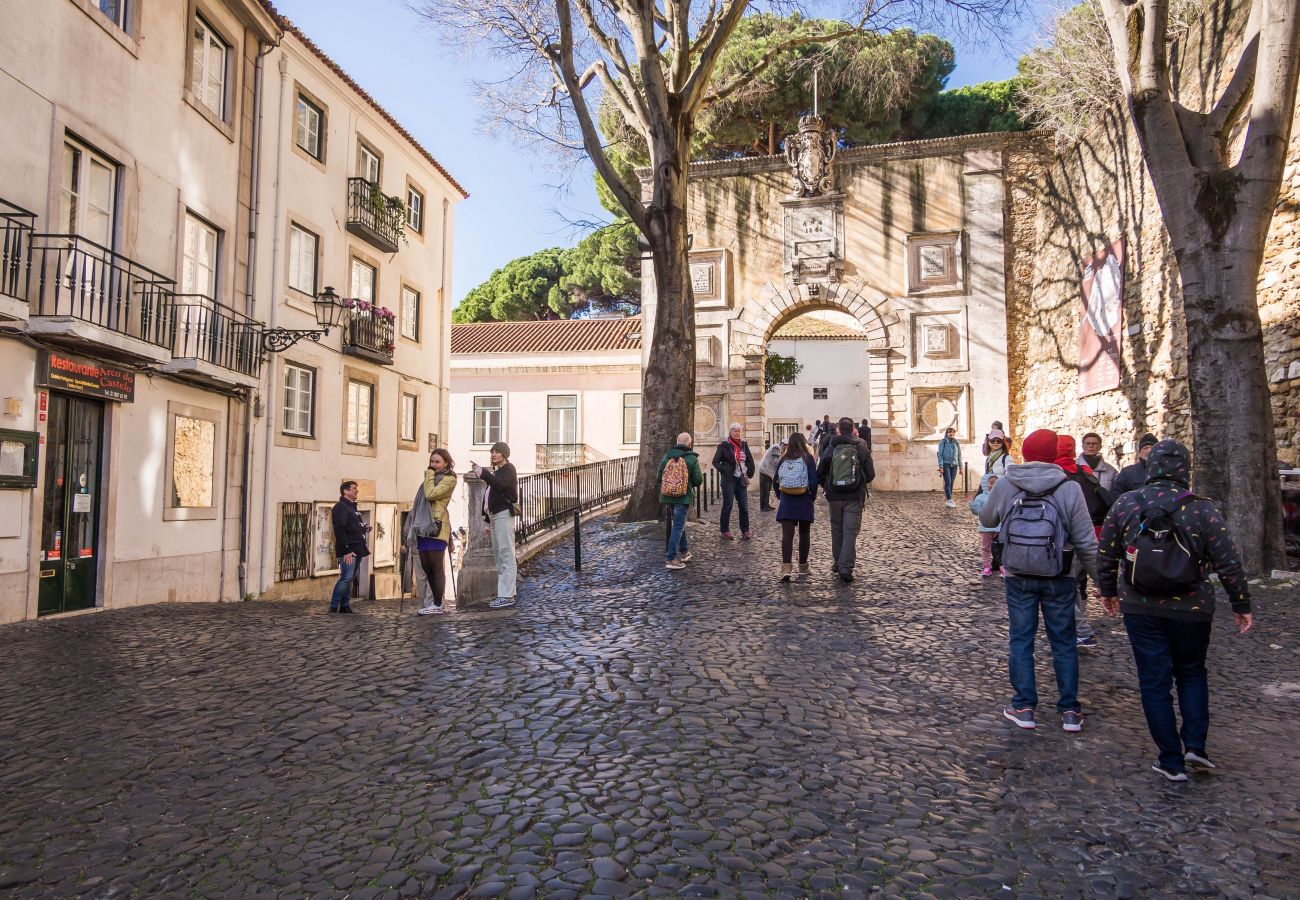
[{"left": 278, "top": 501, "right": 312, "bottom": 581}]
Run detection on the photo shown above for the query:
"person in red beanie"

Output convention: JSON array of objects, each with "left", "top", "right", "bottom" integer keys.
[
  {"left": 1056, "top": 434, "right": 1116, "bottom": 650},
  {"left": 979, "top": 428, "right": 1101, "bottom": 733}
]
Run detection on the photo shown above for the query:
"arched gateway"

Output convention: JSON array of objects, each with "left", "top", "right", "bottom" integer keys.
[{"left": 642, "top": 123, "right": 1019, "bottom": 491}]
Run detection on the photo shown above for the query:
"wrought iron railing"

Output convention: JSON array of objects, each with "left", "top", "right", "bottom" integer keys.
[
  {"left": 29, "top": 233, "right": 176, "bottom": 349},
  {"left": 536, "top": 443, "right": 589, "bottom": 470},
  {"left": 346, "top": 177, "right": 404, "bottom": 252},
  {"left": 278, "top": 501, "right": 313, "bottom": 581},
  {"left": 515, "top": 456, "right": 638, "bottom": 544},
  {"left": 0, "top": 198, "right": 34, "bottom": 301},
  {"left": 172, "top": 294, "right": 263, "bottom": 378},
  {"left": 341, "top": 304, "right": 396, "bottom": 364}
]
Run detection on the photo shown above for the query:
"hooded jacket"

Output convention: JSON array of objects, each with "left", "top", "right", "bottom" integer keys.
[
  {"left": 758, "top": 444, "right": 784, "bottom": 479},
  {"left": 658, "top": 445, "right": 704, "bottom": 506},
  {"left": 1097, "top": 440, "right": 1250, "bottom": 621},
  {"left": 978, "top": 461, "right": 1100, "bottom": 581},
  {"left": 968, "top": 473, "right": 1001, "bottom": 533}
]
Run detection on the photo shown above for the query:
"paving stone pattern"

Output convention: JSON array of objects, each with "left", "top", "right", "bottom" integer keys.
[{"left": 1, "top": 493, "right": 1298, "bottom": 898}]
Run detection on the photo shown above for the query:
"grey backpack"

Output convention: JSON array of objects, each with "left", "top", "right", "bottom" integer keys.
[{"left": 997, "top": 484, "right": 1067, "bottom": 577}]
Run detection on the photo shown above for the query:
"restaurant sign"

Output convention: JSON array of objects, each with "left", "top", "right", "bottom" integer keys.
[{"left": 36, "top": 350, "right": 135, "bottom": 402}]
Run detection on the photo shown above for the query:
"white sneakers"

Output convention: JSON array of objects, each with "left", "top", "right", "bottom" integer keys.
[
  {"left": 417, "top": 604, "right": 445, "bottom": 615},
  {"left": 944, "top": 499, "right": 957, "bottom": 508}
]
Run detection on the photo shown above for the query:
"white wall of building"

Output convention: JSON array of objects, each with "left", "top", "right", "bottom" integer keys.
[{"left": 765, "top": 338, "right": 872, "bottom": 440}]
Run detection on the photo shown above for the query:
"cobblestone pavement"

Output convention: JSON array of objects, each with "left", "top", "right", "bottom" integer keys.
[{"left": 2, "top": 493, "right": 1298, "bottom": 899}]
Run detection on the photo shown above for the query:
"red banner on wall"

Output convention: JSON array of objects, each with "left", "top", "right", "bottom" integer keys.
[{"left": 1078, "top": 238, "right": 1125, "bottom": 397}]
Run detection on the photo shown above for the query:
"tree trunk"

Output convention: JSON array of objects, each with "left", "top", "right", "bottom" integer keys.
[
  {"left": 622, "top": 145, "right": 696, "bottom": 521},
  {"left": 1178, "top": 245, "right": 1285, "bottom": 572}
]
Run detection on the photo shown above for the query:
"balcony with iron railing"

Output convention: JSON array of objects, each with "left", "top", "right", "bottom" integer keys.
[
  {"left": 536, "top": 443, "right": 590, "bottom": 471},
  {"left": 340, "top": 300, "right": 395, "bottom": 365},
  {"left": 165, "top": 294, "right": 264, "bottom": 386},
  {"left": 26, "top": 233, "right": 177, "bottom": 363},
  {"left": 346, "top": 177, "right": 404, "bottom": 253},
  {"left": 0, "top": 198, "right": 34, "bottom": 319}
]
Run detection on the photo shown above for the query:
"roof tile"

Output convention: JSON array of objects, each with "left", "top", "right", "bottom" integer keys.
[{"left": 451, "top": 317, "right": 642, "bottom": 355}]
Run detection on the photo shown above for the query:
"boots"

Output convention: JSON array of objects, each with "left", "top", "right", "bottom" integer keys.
[
  {"left": 797, "top": 563, "right": 811, "bottom": 581},
  {"left": 780, "top": 563, "right": 793, "bottom": 583}
]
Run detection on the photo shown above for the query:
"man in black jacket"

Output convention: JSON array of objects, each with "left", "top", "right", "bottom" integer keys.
[
  {"left": 330, "top": 480, "right": 370, "bottom": 613},
  {"left": 472, "top": 442, "right": 519, "bottom": 608},
  {"left": 712, "top": 423, "right": 756, "bottom": 540},
  {"left": 1112, "top": 432, "right": 1158, "bottom": 494},
  {"left": 818, "top": 418, "right": 874, "bottom": 583}
]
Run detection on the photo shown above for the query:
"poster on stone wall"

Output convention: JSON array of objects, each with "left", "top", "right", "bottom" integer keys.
[{"left": 1079, "top": 237, "right": 1125, "bottom": 396}]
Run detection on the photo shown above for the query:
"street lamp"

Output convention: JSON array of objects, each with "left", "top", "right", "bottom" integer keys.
[{"left": 260, "top": 286, "right": 347, "bottom": 356}]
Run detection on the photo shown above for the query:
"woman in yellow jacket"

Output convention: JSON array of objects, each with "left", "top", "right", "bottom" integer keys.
[{"left": 415, "top": 448, "right": 457, "bottom": 615}]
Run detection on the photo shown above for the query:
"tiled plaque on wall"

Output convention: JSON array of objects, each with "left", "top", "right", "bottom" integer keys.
[
  {"left": 907, "top": 232, "right": 965, "bottom": 295},
  {"left": 689, "top": 249, "right": 730, "bottom": 308},
  {"left": 911, "top": 386, "right": 968, "bottom": 440}
]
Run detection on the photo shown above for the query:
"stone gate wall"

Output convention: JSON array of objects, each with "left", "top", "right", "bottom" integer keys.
[{"left": 1007, "top": 0, "right": 1300, "bottom": 467}]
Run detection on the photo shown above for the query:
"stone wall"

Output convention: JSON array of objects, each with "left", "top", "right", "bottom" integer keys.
[{"left": 1008, "top": 0, "right": 1300, "bottom": 468}]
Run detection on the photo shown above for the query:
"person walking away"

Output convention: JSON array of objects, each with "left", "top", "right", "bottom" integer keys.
[
  {"left": 1058, "top": 435, "right": 1117, "bottom": 648},
  {"left": 712, "top": 423, "right": 756, "bottom": 540},
  {"left": 1097, "top": 439, "right": 1253, "bottom": 781},
  {"left": 658, "top": 433, "right": 704, "bottom": 569},
  {"left": 858, "top": 419, "right": 872, "bottom": 447},
  {"left": 984, "top": 429, "right": 1011, "bottom": 478},
  {"left": 979, "top": 428, "right": 1100, "bottom": 733},
  {"left": 817, "top": 417, "right": 873, "bottom": 583},
  {"left": 410, "top": 449, "right": 458, "bottom": 615},
  {"left": 472, "top": 442, "right": 519, "bottom": 609},
  {"left": 758, "top": 439, "right": 783, "bottom": 512},
  {"left": 1112, "top": 432, "right": 1158, "bottom": 494},
  {"left": 329, "top": 480, "right": 370, "bottom": 614},
  {"left": 937, "top": 426, "right": 962, "bottom": 507},
  {"left": 773, "top": 432, "right": 820, "bottom": 583},
  {"left": 968, "top": 473, "right": 1000, "bottom": 576},
  {"left": 1078, "top": 432, "right": 1119, "bottom": 491}
]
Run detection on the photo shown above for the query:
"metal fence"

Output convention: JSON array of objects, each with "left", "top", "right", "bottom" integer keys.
[
  {"left": 172, "top": 293, "right": 263, "bottom": 378},
  {"left": 0, "top": 198, "right": 34, "bottom": 300},
  {"left": 515, "top": 456, "right": 637, "bottom": 544}
]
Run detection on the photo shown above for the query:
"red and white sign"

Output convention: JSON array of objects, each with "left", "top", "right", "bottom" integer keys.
[{"left": 1079, "top": 237, "right": 1125, "bottom": 397}]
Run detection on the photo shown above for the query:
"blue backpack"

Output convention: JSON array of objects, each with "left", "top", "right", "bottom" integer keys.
[{"left": 777, "top": 458, "right": 809, "bottom": 495}]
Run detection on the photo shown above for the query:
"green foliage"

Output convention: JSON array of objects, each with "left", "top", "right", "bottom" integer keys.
[
  {"left": 765, "top": 348, "right": 803, "bottom": 394},
  {"left": 906, "top": 78, "right": 1029, "bottom": 139},
  {"left": 453, "top": 222, "right": 640, "bottom": 322}
]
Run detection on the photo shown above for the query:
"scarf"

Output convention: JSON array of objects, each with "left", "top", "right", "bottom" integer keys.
[{"left": 729, "top": 437, "right": 744, "bottom": 477}]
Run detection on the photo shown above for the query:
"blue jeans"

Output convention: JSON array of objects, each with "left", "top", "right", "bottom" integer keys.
[
  {"left": 330, "top": 555, "right": 358, "bottom": 610},
  {"left": 720, "top": 475, "right": 749, "bottom": 533},
  {"left": 941, "top": 464, "right": 958, "bottom": 500},
  {"left": 1123, "top": 613, "right": 1212, "bottom": 772},
  {"left": 1005, "top": 575, "right": 1079, "bottom": 712},
  {"left": 666, "top": 504, "right": 690, "bottom": 560}
]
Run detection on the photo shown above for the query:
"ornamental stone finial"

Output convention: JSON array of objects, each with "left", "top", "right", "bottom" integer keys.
[{"left": 784, "top": 114, "right": 836, "bottom": 197}]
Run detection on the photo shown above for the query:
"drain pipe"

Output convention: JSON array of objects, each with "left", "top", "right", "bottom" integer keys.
[
  {"left": 238, "top": 39, "right": 276, "bottom": 600},
  {"left": 255, "top": 50, "right": 292, "bottom": 596}
]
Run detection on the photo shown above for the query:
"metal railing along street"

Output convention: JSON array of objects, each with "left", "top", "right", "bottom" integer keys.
[
  {"left": 30, "top": 233, "right": 176, "bottom": 349},
  {"left": 0, "top": 198, "right": 34, "bottom": 301},
  {"left": 514, "top": 456, "right": 637, "bottom": 545},
  {"left": 172, "top": 294, "right": 263, "bottom": 378}
]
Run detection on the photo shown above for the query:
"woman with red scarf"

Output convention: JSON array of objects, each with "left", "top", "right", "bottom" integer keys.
[{"left": 712, "top": 423, "right": 757, "bottom": 540}]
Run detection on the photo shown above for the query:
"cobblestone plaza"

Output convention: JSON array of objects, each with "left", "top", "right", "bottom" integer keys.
[{"left": 1, "top": 495, "right": 1296, "bottom": 898}]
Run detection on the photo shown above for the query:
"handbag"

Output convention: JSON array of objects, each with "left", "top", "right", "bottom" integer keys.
[{"left": 408, "top": 483, "right": 442, "bottom": 540}]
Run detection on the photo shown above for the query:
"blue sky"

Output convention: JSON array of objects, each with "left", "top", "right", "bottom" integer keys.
[{"left": 272, "top": 0, "right": 1045, "bottom": 305}]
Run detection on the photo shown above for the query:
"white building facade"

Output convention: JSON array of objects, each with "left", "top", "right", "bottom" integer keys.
[{"left": 765, "top": 313, "right": 872, "bottom": 443}]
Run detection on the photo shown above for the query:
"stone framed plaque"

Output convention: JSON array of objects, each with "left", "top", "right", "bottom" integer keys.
[
  {"left": 907, "top": 232, "right": 964, "bottom": 294},
  {"left": 688, "top": 249, "right": 729, "bottom": 308},
  {"left": 782, "top": 194, "right": 845, "bottom": 285}
]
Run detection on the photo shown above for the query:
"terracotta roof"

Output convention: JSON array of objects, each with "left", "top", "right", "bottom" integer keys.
[
  {"left": 259, "top": 2, "right": 468, "bottom": 199},
  {"left": 772, "top": 317, "right": 868, "bottom": 340},
  {"left": 452, "top": 317, "right": 642, "bottom": 355}
]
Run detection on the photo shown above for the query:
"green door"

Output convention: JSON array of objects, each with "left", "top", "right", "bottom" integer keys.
[{"left": 38, "top": 394, "right": 103, "bottom": 616}]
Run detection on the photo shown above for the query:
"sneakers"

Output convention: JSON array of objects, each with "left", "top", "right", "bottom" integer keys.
[
  {"left": 1151, "top": 764, "right": 1189, "bottom": 782},
  {"left": 678, "top": 551, "right": 693, "bottom": 563},
  {"left": 980, "top": 565, "right": 993, "bottom": 577},
  {"left": 1185, "top": 750, "right": 1217, "bottom": 771},
  {"left": 665, "top": 559, "right": 686, "bottom": 570},
  {"left": 417, "top": 604, "right": 445, "bottom": 616},
  {"left": 1002, "top": 706, "right": 1036, "bottom": 729},
  {"left": 488, "top": 596, "right": 517, "bottom": 609},
  {"left": 741, "top": 531, "right": 753, "bottom": 540},
  {"left": 720, "top": 531, "right": 735, "bottom": 541},
  {"left": 1061, "top": 710, "right": 1083, "bottom": 732},
  {"left": 1076, "top": 635, "right": 1099, "bottom": 648},
  {"left": 944, "top": 499, "right": 957, "bottom": 508}
]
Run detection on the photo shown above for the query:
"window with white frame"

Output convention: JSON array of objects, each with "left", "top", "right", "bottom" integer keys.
[
  {"left": 98, "top": 0, "right": 129, "bottom": 30},
  {"left": 623, "top": 393, "right": 642, "bottom": 444},
  {"left": 282, "top": 363, "right": 315, "bottom": 437},
  {"left": 406, "top": 187, "right": 424, "bottom": 232},
  {"left": 182, "top": 213, "right": 218, "bottom": 298},
  {"left": 190, "top": 15, "right": 228, "bottom": 119},
  {"left": 60, "top": 137, "right": 116, "bottom": 247},
  {"left": 294, "top": 94, "right": 323, "bottom": 160},
  {"left": 346, "top": 379, "right": 373, "bottom": 446},
  {"left": 350, "top": 258, "right": 376, "bottom": 303},
  {"left": 400, "top": 286, "right": 420, "bottom": 341},
  {"left": 288, "top": 223, "right": 318, "bottom": 295},
  {"left": 547, "top": 395, "right": 578, "bottom": 445},
  {"left": 400, "top": 392, "right": 417, "bottom": 443},
  {"left": 473, "top": 396, "right": 503, "bottom": 445},
  {"left": 357, "top": 142, "right": 381, "bottom": 184}
]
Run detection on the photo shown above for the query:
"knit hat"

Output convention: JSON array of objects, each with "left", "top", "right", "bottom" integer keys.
[
  {"left": 1137, "top": 432, "right": 1158, "bottom": 450},
  {"left": 1022, "top": 428, "right": 1059, "bottom": 463},
  {"left": 490, "top": 441, "right": 511, "bottom": 459}
]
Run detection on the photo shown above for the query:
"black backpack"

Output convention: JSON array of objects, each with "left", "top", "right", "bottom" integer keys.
[
  {"left": 1072, "top": 471, "right": 1116, "bottom": 527},
  {"left": 1123, "top": 492, "right": 1203, "bottom": 594}
]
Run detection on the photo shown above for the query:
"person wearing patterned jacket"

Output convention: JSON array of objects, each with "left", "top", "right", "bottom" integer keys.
[{"left": 1097, "top": 439, "right": 1254, "bottom": 782}]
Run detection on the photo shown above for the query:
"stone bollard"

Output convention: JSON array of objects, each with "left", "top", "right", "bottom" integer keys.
[{"left": 455, "top": 474, "right": 499, "bottom": 610}]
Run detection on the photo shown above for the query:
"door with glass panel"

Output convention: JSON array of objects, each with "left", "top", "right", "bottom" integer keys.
[{"left": 38, "top": 394, "right": 104, "bottom": 616}]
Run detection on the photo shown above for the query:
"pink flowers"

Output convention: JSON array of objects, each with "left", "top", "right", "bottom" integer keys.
[{"left": 340, "top": 298, "right": 395, "bottom": 320}]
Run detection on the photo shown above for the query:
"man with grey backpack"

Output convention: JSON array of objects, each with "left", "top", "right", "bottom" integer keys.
[{"left": 979, "top": 428, "right": 1100, "bottom": 733}]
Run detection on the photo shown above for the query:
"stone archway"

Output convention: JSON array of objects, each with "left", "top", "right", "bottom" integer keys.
[{"left": 721, "top": 278, "right": 906, "bottom": 459}]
